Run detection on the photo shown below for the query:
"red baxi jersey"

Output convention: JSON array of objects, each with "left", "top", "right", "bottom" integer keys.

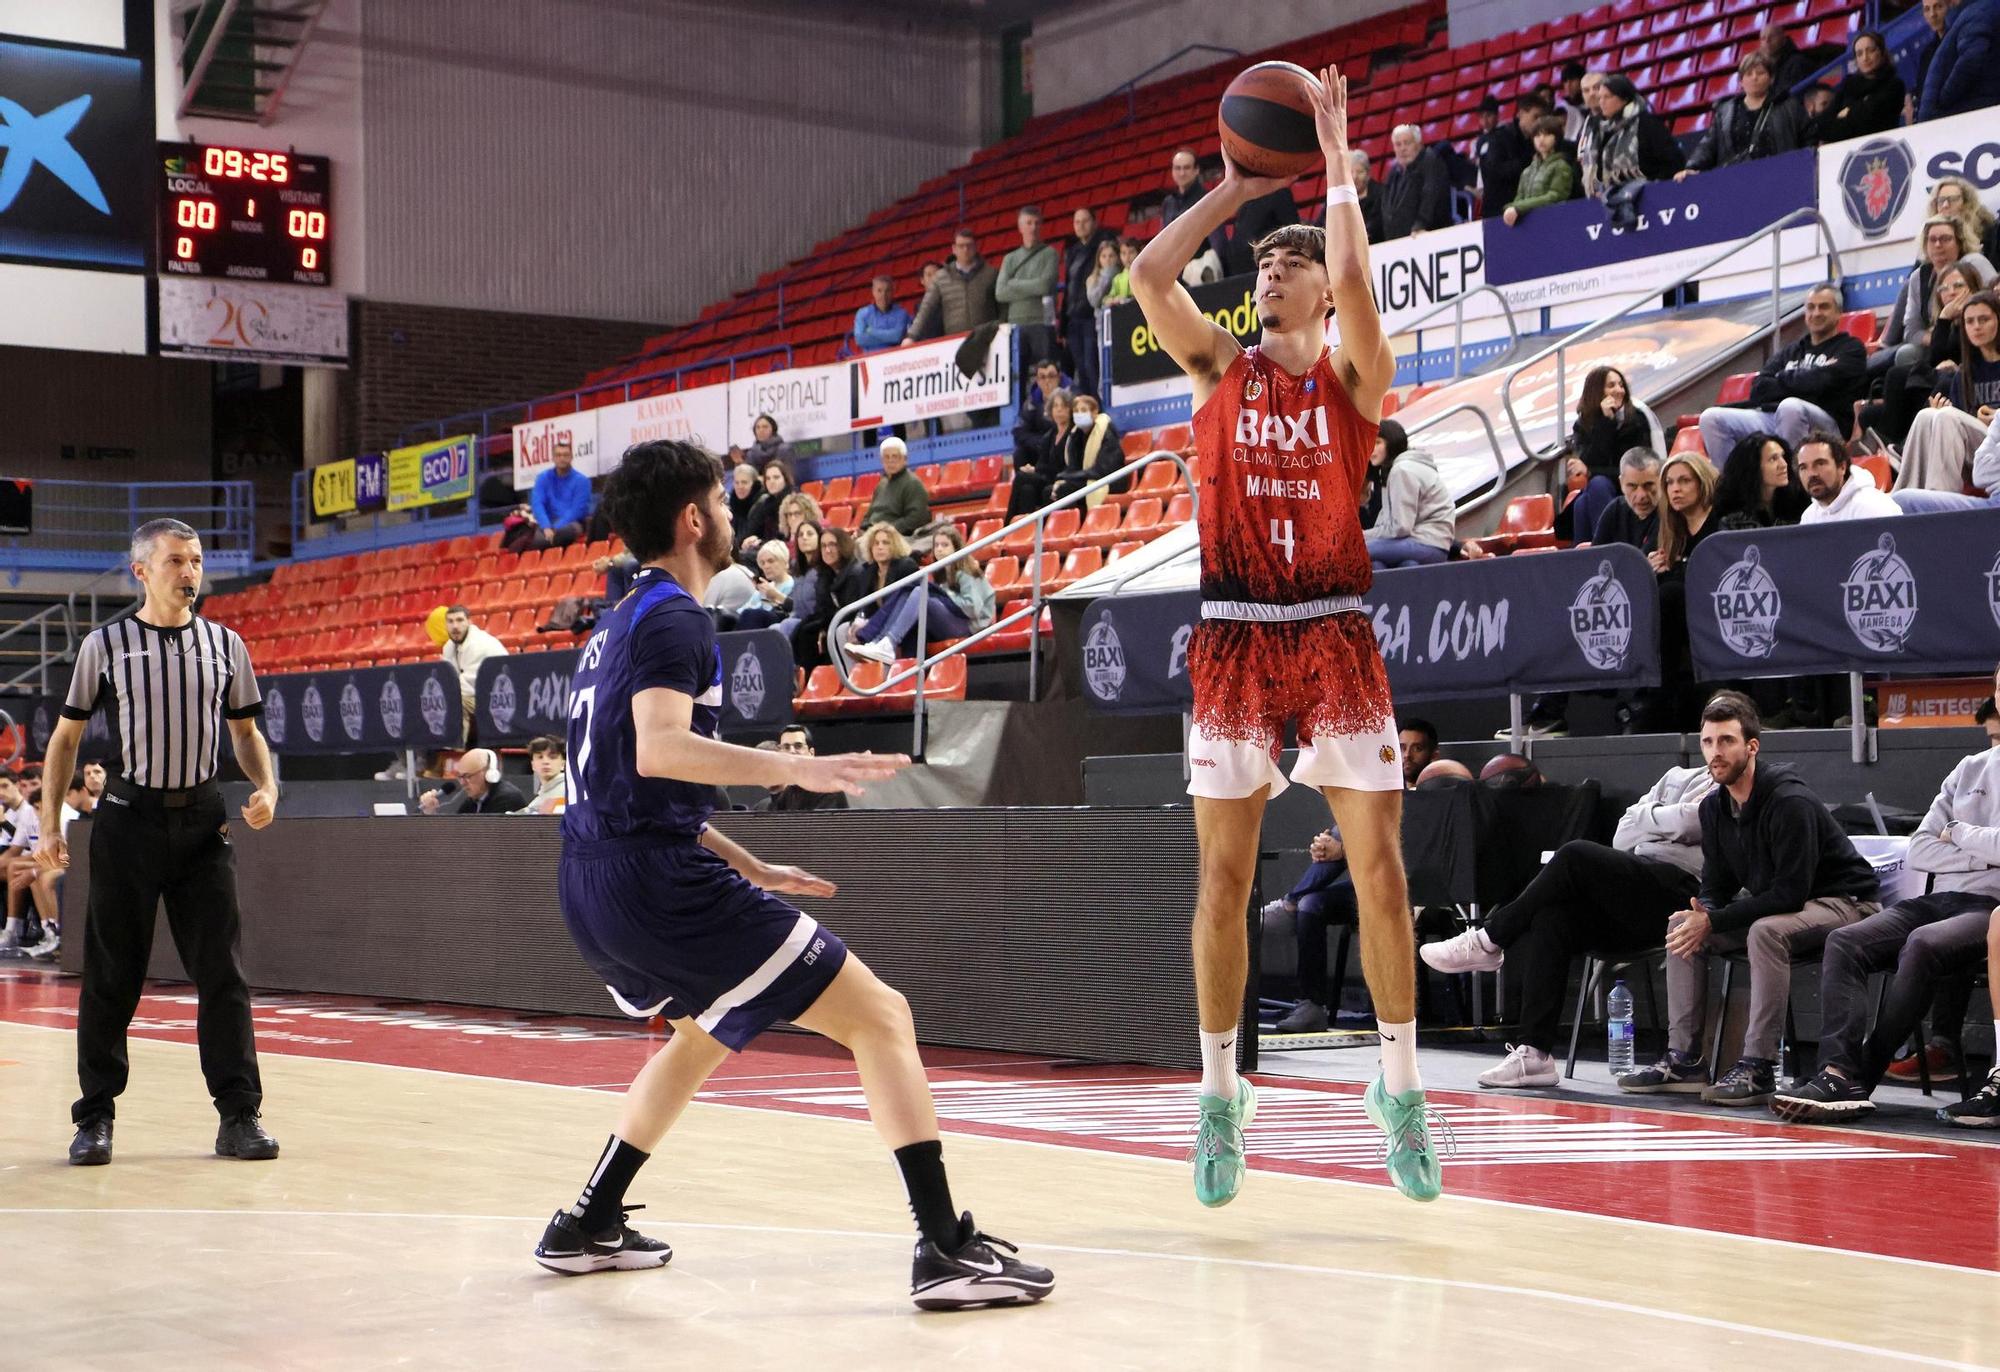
[{"left": 1189, "top": 344, "right": 1378, "bottom": 609}]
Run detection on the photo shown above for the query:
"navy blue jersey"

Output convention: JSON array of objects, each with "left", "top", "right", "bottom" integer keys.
[{"left": 561, "top": 567, "right": 722, "bottom": 844}]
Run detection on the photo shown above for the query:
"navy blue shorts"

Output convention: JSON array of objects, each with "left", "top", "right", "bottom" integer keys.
[{"left": 558, "top": 835, "right": 849, "bottom": 1051}]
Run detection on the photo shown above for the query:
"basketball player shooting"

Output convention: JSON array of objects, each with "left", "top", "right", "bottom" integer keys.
[
  {"left": 1128, "top": 68, "right": 1443, "bottom": 1207},
  {"left": 532, "top": 439, "right": 1054, "bottom": 1310}
]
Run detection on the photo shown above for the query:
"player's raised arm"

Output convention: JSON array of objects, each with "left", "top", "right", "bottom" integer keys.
[
  {"left": 1128, "top": 159, "right": 1293, "bottom": 403},
  {"left": 632, "top": 686, "right": 906, "bottom": 794},
  {"left": 1312, "top": 68, "right": 1394, "bottom": 415}
]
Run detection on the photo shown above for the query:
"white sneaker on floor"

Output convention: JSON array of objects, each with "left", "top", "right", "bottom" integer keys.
[
  {"left": 26, "top": 930, "right": 60, "bottom": 959},
  {"left": 847, "top": 636, "right": 897, "bottom": 664},
  {"left": 1421, "top": 927, "right": 1503, "bottom": 974},
  {"left": 1479, "top": 1044, "right": 1558, "bottom": 1089}
]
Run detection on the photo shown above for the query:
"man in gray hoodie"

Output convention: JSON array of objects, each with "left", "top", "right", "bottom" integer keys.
[
  {"left": 1774, "top": 662, "right": 2000, "bottom": 1123},
  {"left": 1422, "top": 762, "right": 1715, "bottom": 1088},
  {"left": 1364, "top": 420, "right": 1455, "bottom": 568}
]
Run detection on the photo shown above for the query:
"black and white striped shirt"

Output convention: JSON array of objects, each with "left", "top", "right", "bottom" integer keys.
[{"left": 62, "top": 616, "right": 262, "bottom": 790}]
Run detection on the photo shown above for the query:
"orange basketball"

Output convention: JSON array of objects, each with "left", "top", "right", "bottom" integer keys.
[{"left": 1218, "top": 61, "right": 1322, "bottom": 179}]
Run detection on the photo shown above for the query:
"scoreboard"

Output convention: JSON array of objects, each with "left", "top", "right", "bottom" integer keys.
[{"left": 158, "top": 142, "right": 333, "bottom": 287}]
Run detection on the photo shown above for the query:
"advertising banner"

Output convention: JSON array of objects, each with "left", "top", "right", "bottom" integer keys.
[
  {"left": 1687, "top": 511, "right": 2000, "bottom": 681},
  {"left": 473, "top": 628, "right": 795, "bottom": 743},
  {"left": 157, "top": 277, "right": 350, "bottom": 366},
  {"left": 1482, "top": 150, "right": 1817, "bottom": 286},
  {"left": 510, "top": 411, "right": 603, "bottom": 492},
  {"left": 1079, "top": 544, "right": 1660, "bottom": 713},
  {"left": 595, "top": 386, "right": 732, "bottom": 459},
  {"left": 309, "top": 450, "right": 386, "bottom": 520},
  {"left": 386, "top": 435, "right": 474, "bottom": 512},
  {"left": 258, "top": 661, "right": 464, "bottom": 755},
  {"left": 849, "top": 326, "right": 1012, "bottom": 429},
  {"left": 1816, "top": 106, "right": 2000, "bottom": 256},
  {"left": 728, "top": 362, "right": 850, "bottom": 446}
]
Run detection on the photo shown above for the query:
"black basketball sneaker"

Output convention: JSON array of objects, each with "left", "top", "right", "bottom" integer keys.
[
  {"left": 910, "top": 1212, "right": 1054, "bottom": 1311},
  {"left": 533, "top": 1205, "right": 673, "bottom": 1275}
]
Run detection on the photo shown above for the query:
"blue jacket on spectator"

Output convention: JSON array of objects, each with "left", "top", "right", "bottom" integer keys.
[
  {"left": 532, "top": 465, "right": 594, "bottom": 531},
  {"left": 852, "top": 302, "right": 911, "bottom": 352},
  {"left": 1920, "top": 0, "right": 2000, "bottom": 121}
]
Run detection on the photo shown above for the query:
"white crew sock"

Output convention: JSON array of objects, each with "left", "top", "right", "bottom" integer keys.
[
  {"left": 3, "top": 917, "right": 22, "bottom": 940},
  {"left": 1199, "top": 1029, "right": 1240, "bottom": 1101},
  {"left": 1377, "top": 1019, "right": 1421, "bottom": 1097}
]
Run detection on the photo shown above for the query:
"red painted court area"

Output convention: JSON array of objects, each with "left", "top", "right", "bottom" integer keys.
[{"left": 5, "top": 969, "right": 1995, "bottom": 1273}]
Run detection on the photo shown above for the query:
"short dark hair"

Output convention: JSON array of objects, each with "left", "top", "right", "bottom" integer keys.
[
  {"left": 528, "top": 735, "right": 565, "bottom": 758},
  {"left": 1976, "top": 697, "right": 1998, "bottom": 726},
  {"left": 1377, "top": 418, "right": 1408, "bottom": 463},
  {"left": 1397, "top": 716, "right": 1438, "bottom": 748},
  {"left": 447, "top": 604, "right": 469, "bottom": 617},
  {"left": 953, "top": 227, "right": 975, "bottom": 241},
  {"left": 779, "top": 723, "right": 813, "bottom": 745},
  {"left": 1018, "top": 204, "right": 1041, "bottom": 219},
  {"left": 1533, "top": 114, "right": 1566, "bottom": 139},
  {"left": 1701, "top": 689, "right": 1762, "bottom": 742},
  {"left": 1035, "top": 357, "right": 1062, "bottom": 373},
  {"left": 1252, "top": 223, "right": 1327, "bottom": 264},
  {"left": 1796, "top": 428, "right": 1848, "bottom": 471},
  {"left": 1561, "top": 59, "right": 1586, "bottom": 81},
  {"left": 600, "top": 440, "right": 725, "bottom": 563},
  {"left": 1517, "top": 93, "right": 1553, "bottom": 116},
  {"left": 67, "top": 775, "right": 88, "bottom": 796}
]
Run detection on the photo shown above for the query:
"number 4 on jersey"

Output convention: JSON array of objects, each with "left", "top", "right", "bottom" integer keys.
[{"left": 1269, "top": 518, "right": 1296, "bottom": 564}]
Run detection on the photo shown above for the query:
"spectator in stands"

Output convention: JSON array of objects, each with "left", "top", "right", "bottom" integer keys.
[
  {"left": 756, "top": 725, "right": 850, "bottom": 812},
  {"left": 726, "top": 460, "right": 761, "bottom": 532},
  {"left": 1869, "top": 256, "right": 1993, "bottom": 448},
  {"left": 419, "top": 749, "right": 528, "bottom": 816},
  {"left": 1566, "top": 365, "right": 1651, "bottom": 540},
  {"left": 1571, "top": 71, "right": 1608, "bottom": 180},
  {"left": 1502, "top": 115, "right": 1575, "bottom": 226},
  {"left": 530, "top": 433, "right": 607, "bottom": 548},
  {"left": 1798, "top": 429, "right": 1902, "bottom": 522},
  {"left": 1347, "top": 151, "right": 1385, "bottom": 244},
  {"left": 1030, "top": 388, "right": 1078, "bottom": 499},
  {"left": 1062, "top": 207, "right": 1119, "bottom": 398},
  {"left": 1381, "top": 125, "right": 1450, "bottom": 240},
  {"left": 1895, "top": 408, "right": 2000, "bottom": 513},
  {"left": 852, "top": 275, "right": 911, "bottom": 354},
  {"left": 840, "top": 524, "right": 928, "bottom": 662},
  {"left": 703, "top": 554, "right": 760, "bottom": 629},
  {"left": 0, "top": 772, "right": 44, "bottom": 957},
  {"left": 1799, "top": 83, "right": 1835, "bottom": 143},
  {"left": 740, "top": 458, "right": 795, "bottom": 554},
  {"left": 1398, "top": 717, "right": 1438, "bottom": 789},
  {"left": 1713, "top": 433, "right": 1809, "bottom": 531},
  {"left": 1759, "top": 22, "right": 1818, "bottom": 94},
  {"left": 1942, "top": 909, "right": 2000, "bottom": 1123},
  {"left": 1589, "top": 75, "right": 1685, "bottom": 217},
  {"left": 1931, "top": 175, "right": 2000, "bottom": 270},
  {"left": 1008, "top": 365, "right": 1068, "bottom": 519},
  {"left": 1160, "top": 148, "right": 1206, "bottom": 227},
  {"left": 1774, "top": 672, "right": 2000, "bottom": 1122},
  {"left": 82, "top": 761, "right": 103, "bottom": 803},
  {"left": 789, "top": 517, "right": 823, "bottom": 577},
  {"left": 1815, "top": 31, "right": 1904, "bottom": 143},
  {"left": 1263, "top": 827, "right": 1357, "bottom": 1033},
  {"left": 516, "top": 735, "right": 567, "bottom": 815},
  {"left": 777, "top": 490, "right": 823, "bottom": 542},
  {"left": 1085, "top": 238, "right": 1122, "bottom": 321},
  {"left": 1910, "top": 0, "right": 1958, "bottom": 122},
  {"left": 594, "top": 548, "right": 640, "bottom": 603},
  {"left": 1676, "top": 53, "right": 1805, "bottom": 179},
  {"left": 1423, "top": 761, "right": 1716, "bottom": 1088},
  {"left": 1552, "top": 62, "right": 1590, "bottom": 142},
  {"left": 1051, "top": 392, "right": 1126, "bottom": 500},
  {"left": 905, "top": 229, "right": 999, "bottom": 343},
  {"left": 1617, "top": 692, "right": 1879, "bottom": 1104},
  {"left": 1363, "top": 419, "right": 1453, "bottom": 568},
  {"left": 1475, "top": 94, "right": 1531, "bottom": 218},
  {"left": 735, "top": 539, "right": 796, "bottom": 631},
  {"left": 1224, "top": 184, "right": 1303, "bottom": 275},
  {"left": 1651, "top": 453, "right": 1717, "bottom": 578},
  {"left": 796, "top": 525, "right": 862, "bottom": 670},
  {"left": 1106, "top": 237, "right": 1139, "bottom": 303},
  {"left": 1699, "top": 284, "right": 1866, "bottom": 461},
  {"left": 1918, "top": 0, "right": 2000, "bottom": 121},
  {"left": 1899, "top": 290, "right": 2000, "bottom": 490},
  {"left": 441, "top": 606, "right": 508, "bottom": 744},
  {"left": 996, "top": 206, "right": 1060, "bottom": 383},
  {"left": 1592, "top": 447, "right": 1663, "bottom": 549},
  {"left": 860, "top": 436, "right": 932, "bottom": 536},
  {"left": 746, "top": 413, "right": 795, "bottom": 471},
  {"left": 918, "top": 260, "right": 942, "bottom": 299},
  {"left": 929, "top": 524, "right": 995, "bottom": 634}
]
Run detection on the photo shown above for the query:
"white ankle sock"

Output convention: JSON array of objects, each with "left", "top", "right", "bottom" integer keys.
[
  {"left": 3, "top": 917, "right": 22, "bottom": 939},
  {"left": 1199, "top": 1029, "right": 1240, "bottom": 1100},
  {"left": 1378, "top": 1019, "right": 1421, "bottom": 1096}
]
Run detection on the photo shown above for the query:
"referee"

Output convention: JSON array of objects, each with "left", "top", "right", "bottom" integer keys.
[{"left": 36, "top": 518, "right": 282, "bottom": 1166}]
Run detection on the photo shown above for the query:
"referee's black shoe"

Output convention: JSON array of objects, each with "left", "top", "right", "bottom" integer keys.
[
  {"left": 911, "top": 1212, "right": 1055, "bottom": 1311},
  {"left": 532, "top": 1206, "right": 674, "bottom": 1275},
  {"left": 68, "top": 1118, "right": 112, "bottom": 1166},
  {"left": 216, "top": 1111, "right": 280, "bottom": 1160}
]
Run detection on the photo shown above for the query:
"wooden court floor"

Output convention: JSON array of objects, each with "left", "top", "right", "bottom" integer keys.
[{"left": 2, "top": 989, "right": 1997, "bottom": 1371}]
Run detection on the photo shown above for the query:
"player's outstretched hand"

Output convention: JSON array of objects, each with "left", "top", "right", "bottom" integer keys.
[
  {"left": 793, "top": 751, "right": 911, "bottom": 796},
  {"left": 1311, "top": 66, "right": 1349, "bottom": 161},
  {"left": 761, "top": 864, "right": 837, "bottom": 899},
  {"left": 34, "top": 834, "right": 67, "bottom": 875}
]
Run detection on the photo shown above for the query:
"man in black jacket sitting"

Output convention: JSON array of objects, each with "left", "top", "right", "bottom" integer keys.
[
  {"left": 1381, "top": 124, "right": 1451, "bottom": 240},
  {"left": 1697, "top": 284, "right": 1866, "bottom": 464},
  {"left": 1619, "top": 693, "right": 1880, "bottom": 1106}
]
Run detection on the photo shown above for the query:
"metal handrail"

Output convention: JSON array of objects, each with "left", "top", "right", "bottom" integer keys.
[
  {"left": 1398, "top": 401, "right": 1514, "bottom": 519},
  {"left": 1389, "top": 284, "right": 1522, "bottom": 381},
  {"left": 827, "top": 449, "right": 1198, "bottom": 753},
  {"left": 0, "top": 602, "right": 73, "bottom": 695},
  {"left": 1498, "top": 207, "right": 1844, "bottom": 464}
]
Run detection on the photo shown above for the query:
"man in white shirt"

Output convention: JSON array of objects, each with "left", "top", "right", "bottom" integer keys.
[
  {"left": 1797, "top": 430, "right": 1903, "bottom": 524},
  {"left": 441, "top": 605, "right": 509, "bottom": 744},
  {"left": 0, "top": 772, "right": 53, "bottom": 956}
]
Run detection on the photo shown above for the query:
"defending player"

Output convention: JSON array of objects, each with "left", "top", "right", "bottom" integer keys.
[
  {"left": 1128, "top": 70, "right": 1443, "bottom": 1206},
  {"left": 532, "top": 439, "right": 1053, "bottom": 1311}
]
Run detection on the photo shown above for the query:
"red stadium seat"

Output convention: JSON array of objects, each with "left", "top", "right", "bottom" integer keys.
[
  {"left": 1162, "top": 494, "right": 1194, "bottom": 528},
  {"left": 1717, "top": 372, "right": 1756, "bottom": 405}
]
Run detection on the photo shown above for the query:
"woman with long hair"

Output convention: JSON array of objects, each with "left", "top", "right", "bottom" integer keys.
[
  {"left": 795, "top": 525, "right": 860, "bottom": 673},
  {"left": 1008, "top": 389, "right": 1075, "bottom": 520},
  {"left": 1932, "top": 175, "right": 2000, "bottom": 268},
  {"left": 839, "top": 523, "right": 937, "bottom": 664},
  {"left": 1050, "top": 392, "right": 1128, "bottom": 500},
  {"left": 789, "top": 518, "right": 824, "bottom": 578},
  {"left": 740, "top": 458, "right": 795, "bottom": 554},
  {"left": 1817, "top": 30, "right": 1905, "bottom": 141},
  {"left": 1565, "top": 365, "right": 1651, "bottom": 538},
  {"left": 1899, "top": 290, "right": 2000, "bottom": 491},
  {"left": 1864, "top": 258, "right": 1994, "bottom": 445},
  {"left": 1713, "top": 433, "right": 1808, "bottom": 530},
  {"left": 1651, "top": 453, "right": 1718, "bottom": 577},
  {"left": 777, "top": 490, "right": 823, "bottom": 542},
  {"left": 929, "top": 524, "right": 996, "bottom": 633}
]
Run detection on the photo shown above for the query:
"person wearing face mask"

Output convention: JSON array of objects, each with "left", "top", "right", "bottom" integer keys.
[
  {"left": 1675, "top": 52, "right": 1804, "bottom": 180},
  {"left": 1049, "top": 393, "right": 1127, "bottom": 500}
]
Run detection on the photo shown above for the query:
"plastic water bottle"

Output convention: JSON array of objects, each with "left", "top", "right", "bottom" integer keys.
[{"left": 1606, "top": 980, "right": 1636, "bottom": 1077}]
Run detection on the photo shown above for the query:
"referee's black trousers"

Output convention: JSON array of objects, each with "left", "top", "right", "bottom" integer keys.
[{"left": 74, "top": 787, "right": 262, "bottom": 1124}]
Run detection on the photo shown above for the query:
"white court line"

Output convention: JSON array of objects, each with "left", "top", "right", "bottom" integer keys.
[
  {"left": 0, "top": 1207, "right": 1989, "bottom": 1371},
  {"left": 3, "top": 1019, "right": 1995, "bottom": 1279}
]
